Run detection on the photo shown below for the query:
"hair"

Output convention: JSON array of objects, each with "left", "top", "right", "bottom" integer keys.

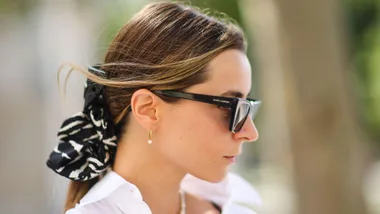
[{"left": 62, "top": 1, "right": 246, "bottom": 212}]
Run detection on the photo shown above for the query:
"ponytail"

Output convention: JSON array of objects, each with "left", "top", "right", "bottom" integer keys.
[{"left": 64, "top": 177, "right": 100, "bottom": 212}]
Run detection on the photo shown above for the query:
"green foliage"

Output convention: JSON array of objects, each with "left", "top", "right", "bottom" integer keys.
[
  {"left": 189, "top": 0, "right": 243, "bottom": 25},
  {"left": 0, "top": 0, "right": 39, "bottom": 16},
  {"left": 345, "top": 0, "right": 380, "bottom": 147}
]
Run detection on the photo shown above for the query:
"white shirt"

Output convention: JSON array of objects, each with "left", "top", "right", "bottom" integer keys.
[{"left": 66, "top": 171, "right": 262, "bottom": 214}]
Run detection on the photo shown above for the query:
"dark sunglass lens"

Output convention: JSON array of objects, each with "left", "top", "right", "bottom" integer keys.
[
  {"left": 250, "top": 101, "right": 261, "bottom": 120},
  {"left": 233, "top": 103, "right": 250, "bottom": 132}
]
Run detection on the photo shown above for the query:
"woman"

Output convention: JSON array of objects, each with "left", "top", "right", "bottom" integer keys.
[{"left": 47, "top": 1, "right": 261, "bottom": 214}]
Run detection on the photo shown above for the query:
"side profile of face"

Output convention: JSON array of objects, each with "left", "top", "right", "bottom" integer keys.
[{"left": 153, "top": 49, "right": 259, "bottom": 182}]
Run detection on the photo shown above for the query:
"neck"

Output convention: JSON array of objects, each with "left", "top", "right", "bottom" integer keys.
[{"left": 113, "top": 138, "right": 185, "bottom": 214}]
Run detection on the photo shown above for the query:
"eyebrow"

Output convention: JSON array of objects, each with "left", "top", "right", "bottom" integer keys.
[{"left": 221, "top": 90, "right": 250, "bottom": 98}]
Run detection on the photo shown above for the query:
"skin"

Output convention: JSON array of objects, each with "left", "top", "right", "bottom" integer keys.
[{"left": 113, "top": 49, "right": 259, "bottom": 214}]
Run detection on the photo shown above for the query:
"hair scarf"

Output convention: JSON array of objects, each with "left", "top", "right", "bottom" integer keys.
[{"left": 46, "top": 66, "right": 118, "bottom": 181}]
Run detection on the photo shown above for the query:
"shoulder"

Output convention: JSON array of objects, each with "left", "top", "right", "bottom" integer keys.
[
  {"left": 65, "top": 171, "right": 151, "bottom": 214},
  {"left": 180, "top": 172, "right": 262, "bottom": 214}
]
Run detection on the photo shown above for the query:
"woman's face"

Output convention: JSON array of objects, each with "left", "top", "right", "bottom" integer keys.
[{"left": 156, "top": 49, "right": 259, "bottom": 182}]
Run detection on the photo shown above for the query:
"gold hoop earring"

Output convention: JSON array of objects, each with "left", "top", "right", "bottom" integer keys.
[{"left": 148, "top": 129, "right": 153, "bottom": 144}]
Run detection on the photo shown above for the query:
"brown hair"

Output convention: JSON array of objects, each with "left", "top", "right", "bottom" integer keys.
[{"left": 62, "top": 1, "right": 246, "bottom": 212}]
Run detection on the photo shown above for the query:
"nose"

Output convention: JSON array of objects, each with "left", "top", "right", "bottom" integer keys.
[{"left": 233, "top": 117, "right": 259, "bottom": 142}]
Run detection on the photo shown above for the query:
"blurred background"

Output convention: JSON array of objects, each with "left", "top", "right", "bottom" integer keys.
[{"left": 0, "top": 0, "right": 379, "bottom": 214}]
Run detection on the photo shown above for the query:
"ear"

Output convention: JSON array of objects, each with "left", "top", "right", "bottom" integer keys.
[{"left": 130, "top": 89, "right": 161, "bottom": 130}]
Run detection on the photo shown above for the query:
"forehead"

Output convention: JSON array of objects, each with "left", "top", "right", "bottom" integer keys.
[{"left": 192, "top": 49, "right": 252, "bottom": 97}]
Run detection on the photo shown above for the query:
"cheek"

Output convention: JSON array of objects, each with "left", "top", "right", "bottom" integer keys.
[
  {"left": 163, "top": 102, "right": 227, "bottom": 138},
  {"left": 174, "top": 104, "right": 227, "bottom": 145},
  {"left": 157, "top": 104, "right": 232, "bottom": 181},
  {"left": 161, "top": 105, "right": 221, "bottom": 150}
]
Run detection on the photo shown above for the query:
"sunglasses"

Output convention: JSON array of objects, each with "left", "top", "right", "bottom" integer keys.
[{"left": 153, "top": 90, "right": 261, "bottom": 133}]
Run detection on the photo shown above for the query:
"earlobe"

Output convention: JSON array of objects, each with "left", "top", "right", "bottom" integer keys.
[{"left": 130, "top": 89, "right": 159, "bottom": 129}]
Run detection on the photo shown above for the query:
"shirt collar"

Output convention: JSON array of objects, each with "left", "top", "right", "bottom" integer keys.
[{"left": 78, "top": 170, "right": 143, "bottom": 207}]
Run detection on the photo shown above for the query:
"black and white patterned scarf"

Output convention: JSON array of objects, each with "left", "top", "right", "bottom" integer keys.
[{"left": 46, "top": 67, "right": 118, "bottom": 181}]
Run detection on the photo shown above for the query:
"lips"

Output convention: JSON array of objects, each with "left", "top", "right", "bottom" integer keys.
[
  {"left": 224, "top": 156, "right": 236, "bottom": 158},
  {"left": 224, "top": 156, "right": 237, "bottom": 163}
]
